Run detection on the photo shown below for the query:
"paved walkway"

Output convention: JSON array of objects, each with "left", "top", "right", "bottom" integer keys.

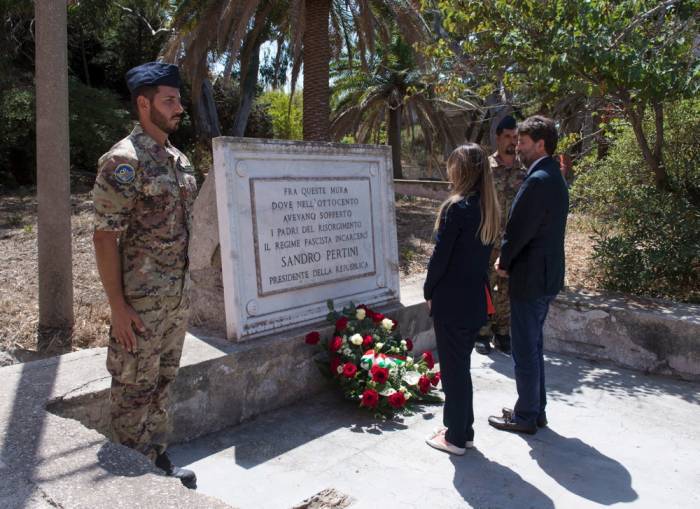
[{"left": 170, "top": 350, "right": 700, "bottom": 509}]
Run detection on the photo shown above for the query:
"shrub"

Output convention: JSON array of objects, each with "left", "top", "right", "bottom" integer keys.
[
  {"left": 0, "top": 78, "right": 131, "bottom": 187},
  {"left": 572, "top": 100, "right": 700, "bottom": 303},
  {"left": 259, "top": 90, "right": 303, "bottom": 140}
]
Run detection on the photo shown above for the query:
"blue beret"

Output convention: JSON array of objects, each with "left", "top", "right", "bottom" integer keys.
[
  {"left": 496, "top": 115, "right": 517, "bottom": 132},
  {"left": 126, "top": 62, "right": 181, "bottom": 93}
]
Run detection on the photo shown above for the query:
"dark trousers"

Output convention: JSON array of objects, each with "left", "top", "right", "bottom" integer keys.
[
  {"left": 434, "top": 319, "right": 478, "bottom": 447},
  {"left": 511, "top": 294, "right": 555, "bottom": 427}
]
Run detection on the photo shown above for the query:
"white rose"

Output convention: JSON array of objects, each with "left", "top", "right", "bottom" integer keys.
[
  {"left": 406, "top": 357, "right": 414, "bottom": 367},
  {"left": 343, "top": 348, "right": 352, "bottom": 356},
  {"left": 400, "top": 339, "right": 407, "bottom": 347},
  {"left": 337, "top": 365, "right": 344, "bottom": 374},
  {"left": 350, "top": 333, "right": 363, "bottom": 346},
  {"left": 381, "top": 318, "right": 394, "bottom": 331},
  {"left": 356, "top": 308, "right": 366, "bottom": 320},
  {"left": 376, "top": 342, "right": 384, "bottom": 350}
]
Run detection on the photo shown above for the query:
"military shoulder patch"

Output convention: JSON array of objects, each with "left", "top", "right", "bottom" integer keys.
[
  {"left": 114, "top": 163, "right": 136, "bottom": 184},
  {"left": 177, "top": 160, "right": 194, "bottom": 173}
]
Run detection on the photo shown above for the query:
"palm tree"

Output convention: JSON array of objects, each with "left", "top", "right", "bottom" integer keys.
[
  {"left": 162, "top": 0, "right": 430, "bottom": 142},
  {"left": 330, "top": 33, "right": 456, "bottom": 179}
]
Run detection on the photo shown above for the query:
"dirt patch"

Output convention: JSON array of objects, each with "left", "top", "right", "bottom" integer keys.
[
  {"left": 0, "top": 188, "right": 110, "bottom": 356},
  {"left": 0, "top": 192, "right": 597, "bottom": 356}
]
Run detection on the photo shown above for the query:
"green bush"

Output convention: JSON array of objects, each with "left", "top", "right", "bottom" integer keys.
[
  {"left": 0, "top": 78, "right": 131, "bottom": 188},
  {"left": 69, "top": 78, "right": 131, "bottom": 172},
  {"left": 259, "top": 90, "right": 303, "bottom": 140},
  {"left": 572, "top": 100, "right": 700, "bottom": 303}
]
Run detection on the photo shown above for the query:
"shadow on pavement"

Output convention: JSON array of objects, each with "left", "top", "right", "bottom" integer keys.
[
  {"left": 486, "top": 351, "right": 700, "bottom": 405},
  {"left": 170, "top": 391, "right": 422, "bottom": 470},
  {"left": 450, "top": 449, "right": 555, "bottom": 509},
  {"left": 524, "top": 428, "right": 638, "bottom": 505}
]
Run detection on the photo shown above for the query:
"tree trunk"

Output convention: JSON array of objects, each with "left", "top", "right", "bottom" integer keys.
[
  {"left": 232, "top": 36, "right": 263, "bottom": 137},
  {"left": 195, "top": 78, "right": 221, "bottom": 141},
  {"left": 388, "top": 104, "right": 403, "bottom": 179},
  {"left": 35, "top": 0, "right": 74, "bottom": 348},
  {"left": 620, "top": 93, "right": 669, "bottom": 190},
  {"left": 303, "top": 0, "right": 330, "bottom": 141}
]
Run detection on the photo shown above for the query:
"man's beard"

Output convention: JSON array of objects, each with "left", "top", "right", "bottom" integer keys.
[
  {"left": 517, "top": 151, "right": 533, "bottom": 167},
  {"left": 505, "top": 145, "right": 516, "bottom": 155},
  {"left": 150, "top": 107, "right": 181, "bottom": 134}
]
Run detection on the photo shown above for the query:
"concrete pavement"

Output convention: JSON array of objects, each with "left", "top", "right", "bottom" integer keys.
[{"left": 170, "top": 350, "right": 700, "bottom": 509}]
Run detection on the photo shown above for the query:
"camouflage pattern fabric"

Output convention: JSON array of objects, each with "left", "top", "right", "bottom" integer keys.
[
  {"left": 93, "top": 123, "right": 197, "bottom": 299},
  {"left": 107, "top": 296, "right": 188, "bottom": 460},
  {"left": 480, "top": 153, "right": 527, "bottom": 337},
  {"left": 93, "top": 123, "right": 196, "bottom": 460}
]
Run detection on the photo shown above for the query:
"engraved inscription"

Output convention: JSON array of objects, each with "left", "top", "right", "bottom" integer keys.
[{"left": 251, "top": 178, "right": 376, "bottom": 295}]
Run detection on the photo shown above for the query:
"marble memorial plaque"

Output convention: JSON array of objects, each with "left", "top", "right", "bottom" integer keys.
[{"left": 213, "top": 138, "right": 399, "bottom": 340}]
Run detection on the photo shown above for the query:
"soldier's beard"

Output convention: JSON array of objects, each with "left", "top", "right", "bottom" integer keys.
[{"left": 150, "top": 106, "right": 181, "bottom": 135}]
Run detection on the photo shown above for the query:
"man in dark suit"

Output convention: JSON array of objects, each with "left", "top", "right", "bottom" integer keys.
[{"left": 487, "top": 116, "right": 569, "bottom": 434}]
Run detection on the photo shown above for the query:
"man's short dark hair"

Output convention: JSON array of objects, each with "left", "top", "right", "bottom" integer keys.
[
  {"left": 130, "top": 85, "right": 158, "bottom": 119},
  {"left": 495, "top": 115, "right": 517, "bottom": 136},
  {"left": 518, "top": 115, "right": 558, "bottom": 155}
]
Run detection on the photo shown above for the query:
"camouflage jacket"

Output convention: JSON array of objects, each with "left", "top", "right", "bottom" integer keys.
[
  {"left": 490, "top": 152, "right": 526, "bottom": 246},
  {"left": 93, "top": 123, "right": 197, "bottom": 299}
]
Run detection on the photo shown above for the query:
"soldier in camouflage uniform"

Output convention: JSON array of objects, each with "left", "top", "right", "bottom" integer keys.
[
  {"left": 475, "top": 116, "right": 526, "bottom": 355},
  {"left": 92, "top": 62, "right": 197, "bottom": 489}
]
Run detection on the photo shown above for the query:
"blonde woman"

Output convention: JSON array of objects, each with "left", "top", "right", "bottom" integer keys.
[{"left": 424, "top": 143, "right": 500, "bottom": 455}]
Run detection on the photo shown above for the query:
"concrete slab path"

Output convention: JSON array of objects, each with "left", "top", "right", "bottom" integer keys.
[{"left": 171, "top": 350, "right": 700, "bottom": 509}]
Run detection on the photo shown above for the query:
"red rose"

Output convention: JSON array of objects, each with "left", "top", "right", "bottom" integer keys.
[
  {"left": 330, "top": 336, "right": 343, "bottom": 352},
  {"left": 422, "top": 351, "right": 435, "bottom": 369},
  {"left": 372, "top": 313, "right": 385, "bottom": 324},
  {"left": 330, "top": 356, "right": 342, "bottom": 375},
  {"left": 370, "top": 365, "right": 389, "bottom": 384},
  {"left": 362, "top": 335, "right": 373, "bottom": 347},
  {"left": 431, "top": 372, "right": 441, "bottom": 386},
  {"left": 305, "top": 331, "right": 320, "bottom": 345},
  {"left": 388, "top": 391, "right": 406, "bottom": 408},
  {"left": 335, "top": 316, "right": 349, "bottom": 331},
  {"left": 418, "top": 375, "right": 431, "bottom": 394},
  {"left": 405, "top": 338, "right": 414, "bottom": 351},
  {"left": 360, "top": 389, "right": 379, "bottom": 408},
  {"left": 391, "top": 319, "right": 398, "bottom": 330},
  {"left": 342, "top": 362, "right": 357, "bottom": 378}
]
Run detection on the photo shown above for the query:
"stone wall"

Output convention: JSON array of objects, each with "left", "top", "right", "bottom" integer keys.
[
  {"left": 545, "top": 290, "right": 700, "bottom": 381},
  {"left": 394, "top": 179, "right": 448, "bottom": 201}
]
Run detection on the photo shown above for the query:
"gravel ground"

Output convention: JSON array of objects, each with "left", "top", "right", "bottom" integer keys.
[{"left": 0, "top": 192, "right": 596, "bottom": 356}]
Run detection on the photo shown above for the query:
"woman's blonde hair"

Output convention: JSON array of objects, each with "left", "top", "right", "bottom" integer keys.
[{"left": 433, "top": 143, "right": 500, "bottom": 245}]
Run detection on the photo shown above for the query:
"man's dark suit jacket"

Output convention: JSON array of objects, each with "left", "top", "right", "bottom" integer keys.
[
  {"left": 499, "top": 156, "right": 569, "bottom": 300},
  {"left": 424, "top": 194, "right": 493, "bottom": 329}
]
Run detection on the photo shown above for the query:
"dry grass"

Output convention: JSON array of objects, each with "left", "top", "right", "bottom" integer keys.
[
  {"left": 0, "top": 187, "right": 111, "bottom": 357},
  {"left": 0, "top": 192, "right": 597, "bottom": 357},
  {"left": 394, "top": 195, "right": 598, "bottom": 291}
]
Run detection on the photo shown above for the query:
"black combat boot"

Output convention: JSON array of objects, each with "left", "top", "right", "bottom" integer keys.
[
  {"left": 156, "top": 451, "right": 197, "bottom": 489},
  {"left": 493, "top": 334, "right": 511, "bottom": 355},
  {"left": 474, "top": 335, "right": 492, "bottom": 355}
]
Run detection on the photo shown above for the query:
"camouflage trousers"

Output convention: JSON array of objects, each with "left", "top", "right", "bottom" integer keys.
[
  {"left": 106, "top": 295, "right": 188, "bottom": 462},
  {"left": 479, "top": 248, "right": 511, "bottom": 337}
]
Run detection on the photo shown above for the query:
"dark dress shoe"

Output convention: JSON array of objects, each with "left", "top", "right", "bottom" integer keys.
[
  {"left": 156, "top": 452, "right": 197, "bottom": 489},
  {"left": 501, "top": 407, "right": 548, "bottom": 428},
  {"left": 474, "top": 335, "right": 492, "bottom": 355},
  {"left": 493, "top": 334, "right": 511, "bottom": 354},
  {"left": 488, "top": 415, "right": 537, "bottom": 435}
]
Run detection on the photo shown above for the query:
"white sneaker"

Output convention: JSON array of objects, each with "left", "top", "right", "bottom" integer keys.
[
  {"left": 426, "top": 434, "right": 467, "bottom": 455},
  {"left": 426, "top": 427, "right": 447, "bottom": 440}
]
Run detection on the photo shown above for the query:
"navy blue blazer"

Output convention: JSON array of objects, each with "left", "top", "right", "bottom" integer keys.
[
  {"left": 423, "top": 194, "right": 493, "bottom": 329},
  {"left": 499, "top": 156, "right": 569, "bottom": 300}
]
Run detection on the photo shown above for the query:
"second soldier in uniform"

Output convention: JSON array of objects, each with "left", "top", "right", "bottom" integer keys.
[
  {"left": 475, "top": 116, "right": 526, "bottom": 355},
  {"left": 92, "top": 62, "right": 197, "bottom": 488}
]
